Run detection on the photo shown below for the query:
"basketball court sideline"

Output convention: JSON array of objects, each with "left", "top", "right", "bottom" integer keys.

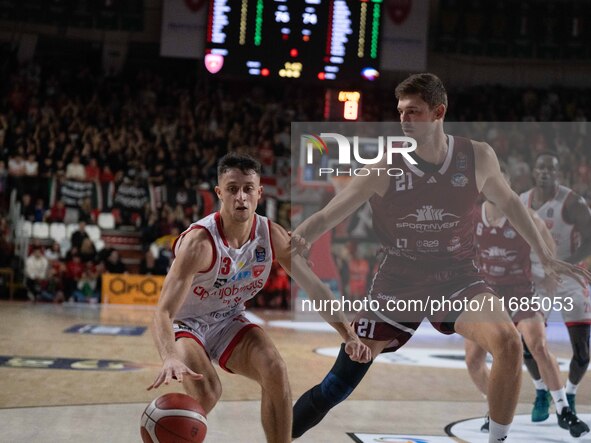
[{"left": 0, "top": 302, "right": 588, "bottom": 442}]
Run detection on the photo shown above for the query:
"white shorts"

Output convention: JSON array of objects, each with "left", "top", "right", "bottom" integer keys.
[
  {"left": 173, "top": 312, "right": 259, "bottom": 373},
  {"left": 536, "top": 276, "right": 591, "bottom": 325}
]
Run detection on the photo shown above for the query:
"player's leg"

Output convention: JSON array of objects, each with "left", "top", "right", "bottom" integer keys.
[
  {"left": 455, "top": 293, "right": 522, "bottom": 443},
  {"left": 560, "top": 280, "right": 591, "bottom": 413},
  {"left": 464, "top": 339, "right": 490, "bottom": 432},
  {"left": 522, "top": 330, "right": 551, "bottom": 422},
  {"left": 292, "top": 339, "right": 384, "bottom": 438},
  {"left": 519, "top": 316, "right": 589, "bottom": 437},
  {"left": 566, "top": 324, "right": 590, "bottom": 413},
  {"left": 225, "top": 326, "right": 291, "bottom": 443},
  {"left": 464, "top": 338, "right": 489, "bottom": 396},
  {"left": 292, "top": 316, "right": 415, "bottom": 438},
  {"left": 175, "top": 337, "right": 223, "bottom": 413}
]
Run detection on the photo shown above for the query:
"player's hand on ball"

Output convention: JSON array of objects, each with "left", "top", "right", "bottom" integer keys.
[
  {"left": 344, "top": 336, "right": 372, "bottom": 363},
  {"left": 148, "top": 357, "right": 203, "bottom": 390}
]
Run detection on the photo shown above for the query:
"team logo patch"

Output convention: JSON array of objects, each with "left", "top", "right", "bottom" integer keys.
[
  {"left": 255, "top": 246, "right": 266, "bottom": 262},
  {"left": 504, "top": 228, "right": 516, "bottom": 239},
  {"left": 547, "top": 208, "right": 554, "bottom": 218},
  {"left": 456, "top": 152, "right": 467, "bottom": 170},
  {"left": 253, "top": 265, "right": 265, "bottom": 277},
  {"left": 451, "top": 173, "right": 468, "bottom": 187}
]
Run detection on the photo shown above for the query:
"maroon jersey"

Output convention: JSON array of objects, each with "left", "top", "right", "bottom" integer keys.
[
  {"left": 474, "top": 204, "right": 532, "bottom": 286},
  {"left": 370, "top": 135, "right": 479, "bottom": 284}
]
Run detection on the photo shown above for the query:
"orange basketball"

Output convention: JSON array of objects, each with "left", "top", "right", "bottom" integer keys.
[{"left": 140, "top": 393, "right": 207, "bottom": 443}]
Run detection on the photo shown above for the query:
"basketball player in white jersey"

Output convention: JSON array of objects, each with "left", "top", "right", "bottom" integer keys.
[
  {"left": 520, "top": 152, "right": 591, "bottom": 420},
  {"left": 148, "top": 153, "right": 370, "bottom": 443}
]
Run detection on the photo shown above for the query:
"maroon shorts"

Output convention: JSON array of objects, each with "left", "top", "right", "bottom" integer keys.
[
  {"left": 492, "top": 282, "right": 540, "bottom": 324},
  {"left": 353, "top": 263, "right": 496, "bottom": 352}
]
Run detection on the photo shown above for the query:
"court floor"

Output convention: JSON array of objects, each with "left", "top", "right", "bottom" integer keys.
[{"left": 0, "top": 301, "right": 589, "bottom": 442}]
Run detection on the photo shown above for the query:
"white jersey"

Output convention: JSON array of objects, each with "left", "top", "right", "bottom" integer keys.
[
  {"left": 173, "top": 212, "right": 274, "bottom": 323},
  {"left": 520, "top": 186, "right": 581, "bottom": 277}
]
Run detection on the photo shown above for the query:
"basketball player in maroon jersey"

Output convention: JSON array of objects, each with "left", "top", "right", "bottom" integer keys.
[
  {"left": 291, "top": 73, "right": 591, "bottom": 443},
  {"left": 520, "top": 152, "right": 591, "bottom": 420},
  {"left": 465, "top": 169, "right": 589, "bottom": 437},
  {"left": 149, "top": 154, "right": 370, "bottom": 443}
]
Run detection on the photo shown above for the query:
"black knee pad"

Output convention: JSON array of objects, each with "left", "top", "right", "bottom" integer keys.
[
  {"left": 313, "top": 343, "right": 373, "bottom": 409},
  {"left": 292, "top": 343, "right": 372, "bottom": 438}
]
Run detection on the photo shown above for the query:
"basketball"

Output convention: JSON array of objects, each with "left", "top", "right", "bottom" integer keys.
[{"left": 140, "top": 393, "right": 207, "bottom": 443}]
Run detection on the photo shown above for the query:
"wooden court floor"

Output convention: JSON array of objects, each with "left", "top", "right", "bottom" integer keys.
[{"left": 0, "top": 301, "right": 589, "bottom": 442}]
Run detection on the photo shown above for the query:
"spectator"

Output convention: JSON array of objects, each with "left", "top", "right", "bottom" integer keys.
[
  {"left": 78, "top": 197, "right": 96, "bottom": 223},
  {"left": 72, "top": 262, "right": 99, "bottom": 303},
  {"left": 44, "top": 241, "right": 62, "bottom": 261},
  {"left": 8, "top": 152, "right": 26, "bottom": 177},
  {"left": 103, "top": 249, "right": 127, "bottom": 274},
  {"left": 65, "top": 154, "right": 85, "bottom": 181},
  {"left": 0, "top": 216, "right": 14, "bottom": 267},
  {"left": 25, "top": 246, "right": 49, "bottom": 301},
  {"left": 33, "top": 198, "right": 45, "bottom": 222},
  {"left": 0, "top": 160, "right": 7, "bottom": 207},
  {"left": 85, "top": 158, "right": 100, "bottom": 182},
  {"left": 70, "top": 221, "right": 89, "bottom": 250},
  {"left": 20, "top": 193, "right": 35, "bottom": 221},
  {"left": 64, "top": 252, "right": 84, "bottom": 300},
  {"left": 24, "top": 154, "right": 38, "bottom": 176},
  {"left": 47, "top": 199, "right": 66, "bottom": 223},
  {"left": 79, "top": 237, "right": 97, "bottom": 263}
]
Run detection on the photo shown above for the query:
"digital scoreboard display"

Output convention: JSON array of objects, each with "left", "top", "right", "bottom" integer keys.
[{"left": 205, "top": 0, "right": 383, "bottom": 82}]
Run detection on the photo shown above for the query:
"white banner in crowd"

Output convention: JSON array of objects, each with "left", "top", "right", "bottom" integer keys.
[
  {"left": 160, "top": 0, "right": 208, "bottom": 59},
  {"left": 380, "top": 0, "right": 429, "bottom": 71}
]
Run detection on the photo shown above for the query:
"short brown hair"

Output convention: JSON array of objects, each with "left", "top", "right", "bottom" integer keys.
[
  {"left": 217, "top": 153, "right": 261, "bottom": 178},
  {"left": 395, "top": 73, "right": 448, "bottom": 109}
]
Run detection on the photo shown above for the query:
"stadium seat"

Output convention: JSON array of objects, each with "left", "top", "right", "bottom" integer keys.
[
  {"left": 85, "top": 224, "right": 101, "bottom": 242},
  {"left": 93, "top": 239, "right": 106, "bottom": 252},
  {"left": 49, "top": 223, "right": 67, "bottom": 243},
  {"left": 66, "top": 223, "right": 79, "bottom": 239},
  {"left": 20, "top": 220, "right": 33, "bottom": 238},
  {"left": 32, "top": 222, "right": 50, "bottom": 239},
  {"left": 97, "top": 212, "right": 116, "bottom": 230}
]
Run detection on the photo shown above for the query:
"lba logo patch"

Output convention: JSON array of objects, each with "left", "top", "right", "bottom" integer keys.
[{"left": 255, "top": 246, "right": 266, "bottom": 262}]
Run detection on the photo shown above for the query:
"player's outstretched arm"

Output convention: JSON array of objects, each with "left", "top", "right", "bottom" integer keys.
[
  {"left": 529, "top": 208, "right": 557, "bottom": 256},
  {"left": 148, "top": 229, "right": 210, "bottom": 390},
  {"left": 292, "top": 163, "right": 389, "bottom": 254},
  {"left": 475, "top": 142, "right": 591, "bottom": 287},
  {"left": 272, "top": 222, "right": 371, "bottom": 363},
  {"left": 564, "top": 192, "right": 591, "bottom": 265},
  {"left": 529, "top": 208, "right": 558, "bottom": 294}
]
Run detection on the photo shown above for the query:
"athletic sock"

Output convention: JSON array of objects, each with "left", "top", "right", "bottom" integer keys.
[
  {"left": 565, "top": 379, "right": 578, "bottom": 395},
  {"left": 489, "top": 418, "right": 511, "bottom": 443},
  {"left": 532, "top": 378, "right": 547, "bottom": 391},
  {"left": 550, "top": 388, "right": 569, "bottom": 414}
]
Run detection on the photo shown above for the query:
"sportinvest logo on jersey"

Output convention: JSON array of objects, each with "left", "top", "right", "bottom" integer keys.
[{"left": 292, "top": 122, "right": 417, "bottom": 188}]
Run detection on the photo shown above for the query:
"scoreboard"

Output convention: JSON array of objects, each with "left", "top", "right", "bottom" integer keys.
[{"left": 204, "top": 0, "right": 383, "bottom": 82}]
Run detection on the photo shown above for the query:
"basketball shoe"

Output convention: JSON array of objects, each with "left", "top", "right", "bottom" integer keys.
[
  {"left": 480, "top": 414, "right": 489, "bottom": 433},
  {"left": 557, "top": 407, "right": 589, "bottom": 438},
  {"left": 567, "top": 393, "right": 576, "bottom": 414},
  {"left": 531, "top": 389, "right": 551, "bottom": 422}
]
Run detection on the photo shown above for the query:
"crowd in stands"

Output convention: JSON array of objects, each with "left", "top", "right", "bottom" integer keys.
[{"left": 1, "top": 58, "right": 590, "bottom": 305}]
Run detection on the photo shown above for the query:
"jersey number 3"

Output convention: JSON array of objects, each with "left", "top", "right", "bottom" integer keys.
[{"left": 220, "top": 257, "right": 231, "bottom": 275}]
